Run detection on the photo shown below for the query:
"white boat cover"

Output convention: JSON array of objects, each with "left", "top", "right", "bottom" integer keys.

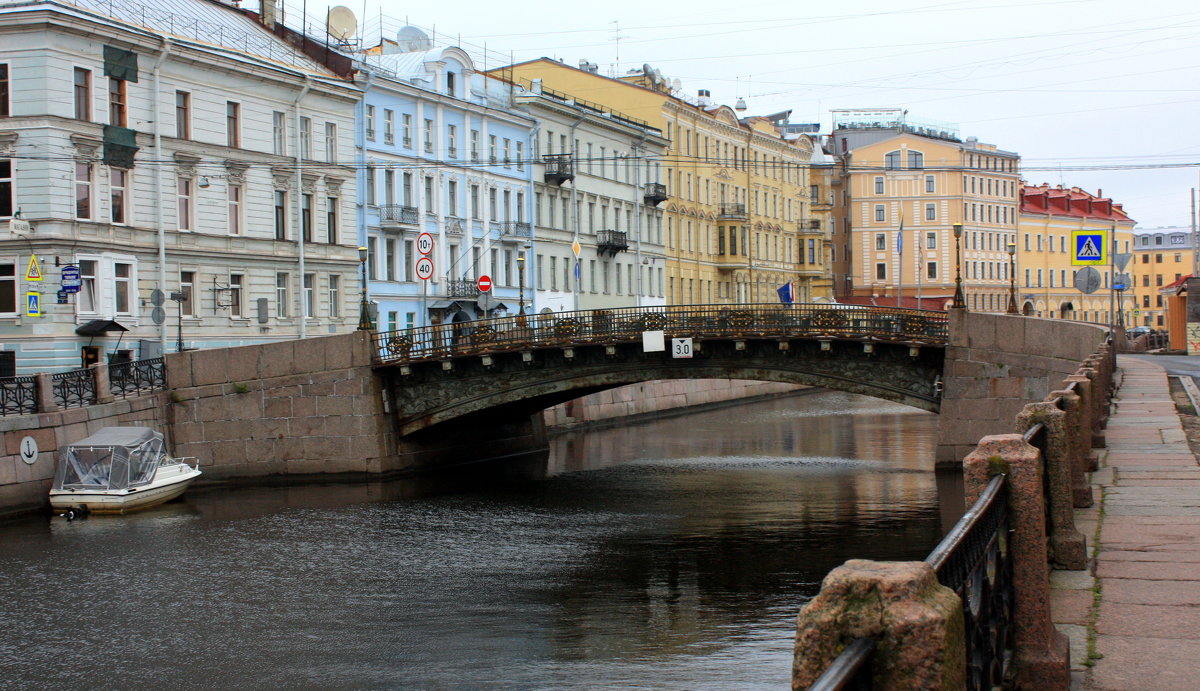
[{"left": 52, "top": 427, "right": 166, "bottom": 491}]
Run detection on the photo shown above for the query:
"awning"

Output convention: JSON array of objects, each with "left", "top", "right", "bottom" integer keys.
[
  {"left": 427, "top": 300, "right": 454, "bottom": 309},
  {"left": 75, "top": 319, "right": 129, "bottom": 336}
]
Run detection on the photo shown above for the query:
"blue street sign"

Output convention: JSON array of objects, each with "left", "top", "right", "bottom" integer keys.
[
  {"left": 60, "top": 264, "right": 81, "bottom": 293},
  {"left": 25, "top": 292, "right": 41, "bottom": 317}
]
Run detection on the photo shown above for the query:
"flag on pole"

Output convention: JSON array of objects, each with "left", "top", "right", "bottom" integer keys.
[{"left": 776, "top": 282, "right": 793, "bottom": 304}]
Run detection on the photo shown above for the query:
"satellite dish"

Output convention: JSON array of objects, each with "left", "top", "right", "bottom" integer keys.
[
  {"left": 396, "top": 26, "right": 433, "bottom": 52},
  {"left": 671, "top": 78, "right": 682, "bottom": 93},
  {"left": 642, "top": 63, "right": 653, "bottom": 76},
  {"left": 326, "top": 6, "right": 357, "bottom": 41}
]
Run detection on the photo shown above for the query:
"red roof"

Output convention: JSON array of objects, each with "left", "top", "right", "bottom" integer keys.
[
  {"left": 1021, "top": 184, "right": 1135, "bottom": 223},
  {"left": 1161, "top": 274, "right": 1192, "bottom": 294}
]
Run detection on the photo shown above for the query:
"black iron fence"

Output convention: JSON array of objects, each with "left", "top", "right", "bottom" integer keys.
[
  {"left": 0, "top": 357, "right": 167, "bottom": 417},
  {"left": 52, "top": 368, "right": 95, "bottom": 409},
  {"left": 372, "top": 303, "right": 949, "bottom": 364},
  {"left": 0, "top": 375, "right": 37, "bottom": 416},
  {"left": 110, "top": 357, "right": 165, "bottom": 399}
]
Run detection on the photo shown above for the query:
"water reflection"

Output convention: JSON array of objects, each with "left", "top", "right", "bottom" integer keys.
[{"left": 0, "top": 390, "right": 944, "bottom": 690}]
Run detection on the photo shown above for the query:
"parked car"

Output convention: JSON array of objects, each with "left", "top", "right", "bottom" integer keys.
[{"left": 1127, "top": 326, "right": 1152, "bottom": 338}]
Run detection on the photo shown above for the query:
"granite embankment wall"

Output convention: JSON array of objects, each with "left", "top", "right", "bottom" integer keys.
[
  {"left": 542, "top": 380, "right": 803, "bottom": 429},
  {"left": 0, "top": 393, "right": 168, "bottom": 519},
  {"left": 937, "top": 311, "right": 1109, "bottom": 465}
]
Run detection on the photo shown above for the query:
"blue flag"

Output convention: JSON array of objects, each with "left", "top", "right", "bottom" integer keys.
[{"left": 776, "top": 282, "right": 793, "bottom": 304}]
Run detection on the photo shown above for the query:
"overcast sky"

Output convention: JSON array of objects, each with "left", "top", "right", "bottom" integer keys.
[{"left": 294, "top": 0, "right": 1200, "bottom": 229}]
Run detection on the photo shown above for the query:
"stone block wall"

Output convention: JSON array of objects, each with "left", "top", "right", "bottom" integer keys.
[
  {"left": 0, "top": 393, "right": 168, "bottom": 519},
  {"left": 165, "top": 331, "right": 395, "bottom": 481},
  {"left": 936, "top": 310, "right": 1108, "bottom": 466},
  {"left": 542, "top": 379, "right": 802, "bottom": 428}
]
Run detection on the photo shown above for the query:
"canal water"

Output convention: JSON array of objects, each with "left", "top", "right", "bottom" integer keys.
[{"left": 0, "top": 390, "right": 947, "bottom": 690}]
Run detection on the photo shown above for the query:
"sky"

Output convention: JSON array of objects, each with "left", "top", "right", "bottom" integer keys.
[{"left": 291, "top": 0, "right": 1200, "bottom": 229}]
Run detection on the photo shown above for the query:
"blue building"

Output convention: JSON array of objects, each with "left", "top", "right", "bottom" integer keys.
[{"left": 355, "top": 39, "right": 536, "bottom": 335}]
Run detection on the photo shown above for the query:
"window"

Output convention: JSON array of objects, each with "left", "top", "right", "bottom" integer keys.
[
  {"left": 175, "top": 91, "right": 190, "bottom": 139},
  {"left": 402, "top": 113, "right": 412, "bottom": 147},
  {"left": 0, "top": 261, "right": 15, "bottom": 314},
  {"left": 503, "top": 138, "right": 511, "bottom": 166},
  {"left": 471, "top": 130, "right": 480, "bottom": 161},
  {"left": 927, "top": 262, "right": 938, "bottom": 280},
  {"left": 229, "top": 274, "right": 243, "bottom": 317},
  {"left": 424, "top": 176, "right": 435, "bottom": 213},
  {"left": 275, "top": 272, "right": 289, "bottom": 317},
  {"left": 925, "top": 203, "right": 936, "bottom": 221},
  {"left": 179, "top": 271, "right": 195, "bottom": 317},
  {"left": 114, "top": 262, "right": 132, "bottom": 314},
  {"left": 74, "top": 68, "right": 91, "bottom": 120},
  {"left": 925, "top": 175, "right": 935, "bottom": 193},
  {"left": 365, "top": 167, "right": 376, "bottom": 206},
  {"left": 876, "top": 262, "right": 887, "bottom": 280},
  {"left": 326, "top": 197, "right": 338, "bottom": 244},
  {"left": 228, "top": 184, "right": 241, "bottom": 235},
  {"left": 0, "top": 64, "right": 8, "bottom": 118},
  {"left": 884, "top": 150, "right": 900, "bottom": 169},
  {"left": 110, "top": 169, "right": 127, "bottom": 224},
  {"left": 75, "top": 162, "right": 92, "bottom": 219},
  {"left": 303, "top": 273, "right": 315, "bottom": 317},
  {"left": 385, "top": 238, "right": 396, "bottom": 281},
  {"left": 324, "top": 122, "right": 337, "bottom": 162},
  {"left": 108, "top": 78, "right": 127, "bottom": 126},
  {"left": 273, "top": 111, "right": 287, "bottom": 154},
  {"left": 874, "top": 205, "right": 885, "bottom": 222},
  {"left": 0, "top": 160, "right": 10, "bottom": 218},
  {"left": 874, "top": 177, "right": 884, "bottom": 194},
  {"left": 423, "top": 118, "right": 433, "bottom": 153},
  {"left": 470, "top": 185, "right": 480, "bottom": 219},
  {"left": 274, "top": 190, "right": 287, "bottom": 240},
  {"left": 299, "top": 117, "right": 312, "bottom": 159},
  {"left": 447, "top": 180, "right": 458, "bottom": 217},
  {"left": 227, "top": 102, "right": 240, "bottom": 147},
  {"left": 301, "top": 193, "right": 313, "bottom": 242},
  {"left": 77, "top": 260, "right": 97, "bottom": 313},
  {"left": 926, "top": 231, "right": 937, "bottom": 249},
  {"left": 365, "top": 105, "right": 375, "bottom": 140},
  {"left": 448, "top": 124, "right": 457, "bottom": 158},
  {"left": 384, "top": 109, "right": 394, "bottom": 144},
  {"left": 875, "top": 233, "right": 886, "bottom": 250},
  {"left": 516, "top": 142, "right": 524, "bottom": 170},
  {"left": 328, "top": 274, "right": 340, "bottom": 318},
  {"left": 908, "top": 151, "right": 923, "bottom": 169},
  {"left": 446, "top": 71, "right": 456, "bottom": 96},
  {"left": 177, "top": 177, "right": 192, "bottom": 230},
  {"left": 489, "top": 135, "right": 497, "bottom": 163}
]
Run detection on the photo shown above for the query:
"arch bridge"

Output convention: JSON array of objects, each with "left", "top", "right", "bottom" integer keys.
[{"left": 372, "top": 303, "right": 948, "bottom": 438}]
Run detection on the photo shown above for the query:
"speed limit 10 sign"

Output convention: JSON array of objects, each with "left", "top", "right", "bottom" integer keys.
[
  {"left": 415, "top": 256, "right": 434, "bottom": 281},
  {"left": 417, "top": 232, "right": 434, "bottom": 256}
]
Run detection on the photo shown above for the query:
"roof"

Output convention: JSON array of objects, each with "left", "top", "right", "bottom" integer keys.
[
  {"left": 67, "top": 425, "right": 161, "bottom": 450},
  {"left": 1161, "top": 274, "right": 1192, "bottom": 295},
  {"left": 1021, "top": 184, "right": 1135, "bottom": 224},
  {"left": 75, "top": 319, "right": 128, "bottom": 336}
]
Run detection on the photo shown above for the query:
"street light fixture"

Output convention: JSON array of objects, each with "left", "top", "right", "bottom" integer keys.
[
  {"left": 357, "top": 245, "right": 372, "bottom": 331},
  {"left": 952, "top": 223, "right": 966, "bottom": 309},
  {"left": 516, "top": 250, "right": 527, "bottom": 327},
  {"left": 1006, "top": 242, "right": 1018, "bottom": 314}
]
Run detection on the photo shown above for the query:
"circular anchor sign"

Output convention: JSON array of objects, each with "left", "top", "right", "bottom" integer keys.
[{"left": 19, "top": 436, "right": 39, "bottom": 465}]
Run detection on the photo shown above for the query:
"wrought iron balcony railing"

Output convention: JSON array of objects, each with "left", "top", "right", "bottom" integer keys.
[
  {"left": 596, "top": 229, "right": 628, "bottom": 256},
  {"left": 444, "top": 279, "right": 481, "bottom": 298},
  {"left": 643, "top": 182, "right": 667, "bottom": 206},
  {"left": 718, "top": 202, "right": 747, "bottom": 219},
  {"left": 502, "top": 221, "right": 532, "bottom": 239},
  {"left": 380, "top": 204, "right": 419, "bottom": 225},
  {"left": 543, "top": 153, "right": 575, "bottom": 185}
]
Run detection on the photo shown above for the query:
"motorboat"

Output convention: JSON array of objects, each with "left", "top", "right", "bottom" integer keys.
[{"left": 49, "top": 426, "right": 201, "bottom": 515}]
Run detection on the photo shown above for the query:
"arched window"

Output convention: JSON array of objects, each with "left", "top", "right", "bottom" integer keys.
[{"left": 884, "top": 150, "right": 901, "bottom": 170}]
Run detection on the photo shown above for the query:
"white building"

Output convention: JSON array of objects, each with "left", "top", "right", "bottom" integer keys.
[
  {"left": 511, "top": 80, "right": 669, "bottom": 313},
  {"left": 0, "top": 0, "right": 359, "bottom": 375}
]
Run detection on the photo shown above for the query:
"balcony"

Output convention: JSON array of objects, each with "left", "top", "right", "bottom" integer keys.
[
  {"left": 597, "top": 229, "right": 628, "bottom": 257},
  {"left": 643, "top": 182, "right": 667, "bottom": 206},
  {"left": 543, "top": 153, "right": 575, "bottom": 186},
  {"left": 715, "top": 253, "right": 750, "bottom": 271},
  {"left": 501, "top": 221, "right": 532, "bottom": 239},
  {"left": 444, "top": 279, "right": 480, "bottom": 298},
  {"left": 380, "top": 204, "right": 418, "bottom": 226},
  {"left": 717, "top": 203, "right": 747, "bottom": 220},
  {"left": 799, "top": 219, "right": 822, "bottom": 233}
]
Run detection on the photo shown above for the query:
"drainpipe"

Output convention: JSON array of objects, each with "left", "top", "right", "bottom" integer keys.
[
  {"left": 567, "top": 116, "right": 583, "bottom": 311},
  {"left": 355, "top": 71, "right": 374, "bottom": 322},
  {"left": 293, "top": 77, "right": 312, "bottom": 338},
  {"left": 630, "top": 132, "right": 648, "bottom": 306},
  {"left": 152, "top": 37, "right": 173, "bottom": 352},
  {"left": 526, "top": 124, "right": 539, "bottom": 315}
]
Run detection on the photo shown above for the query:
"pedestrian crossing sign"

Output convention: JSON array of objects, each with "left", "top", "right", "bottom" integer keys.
[{"left": 1071, "top": 230, "right": 1107, "bottom": 266}]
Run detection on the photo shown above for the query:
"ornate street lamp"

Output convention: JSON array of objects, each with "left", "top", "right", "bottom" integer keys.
[
  {"left": 357, "top": 245, "right": 372, "bottom": 331},
  {"left": 516, "top": 250, "right": 527, "bottom": 327},
  {"left": 952, "top": 223, "right": 966, "bottom": 309},
  {"left": 1006, "top": 242, "right": 1018, "bottom": 314}
]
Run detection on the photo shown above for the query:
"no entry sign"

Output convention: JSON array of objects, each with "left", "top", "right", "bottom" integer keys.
[{"left": 478, "top": 275, "right": 492, "bottom": 292}]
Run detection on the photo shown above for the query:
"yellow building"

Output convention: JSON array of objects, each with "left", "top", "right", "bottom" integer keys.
[
  {"left": 491, "top": 60, "right": 831, "bottom": 304},
  {"left": 830, "top": 110, "right": 1020, "bottom": 311},
  {"left": 1018, "top": 184, "right": 1135, "bottom": 324},
  {"left": 1131, "top": 226, "right": 1194, "bottom": 328}
]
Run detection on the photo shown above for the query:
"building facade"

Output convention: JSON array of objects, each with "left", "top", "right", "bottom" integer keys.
[
  {"left": 830, "top": 109, "right": 1020, "bottom": 311},
  {"left": 1132, "top": 226, "right": 1194, "bottom": 328},
  {"left": 0, "top": 0, "right": 360, "bottom": 375},
  {"left": 356, "top": 43, "right": 534, "bottom": 334},
  {"left": 1017, "top": 184, "right": 1135, "bottom": 325}
]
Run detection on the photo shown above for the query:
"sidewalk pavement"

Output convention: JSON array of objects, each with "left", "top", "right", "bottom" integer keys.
[{"left": 1051, "top": 355, "right": 1200, "bottom": 690}]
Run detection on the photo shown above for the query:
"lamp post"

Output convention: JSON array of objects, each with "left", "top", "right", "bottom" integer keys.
[
  {"left": 952, "top": 223, "right": 966, "bottom": 309},
  {"left": 357, "top": 245, "right": 372, "bottom": 331},
  {"left": 516, "top": 250, "right": 527, "bottom": 327},
  {"left": 1006, "top": 242, "right": 1018, "bottom": 314}
]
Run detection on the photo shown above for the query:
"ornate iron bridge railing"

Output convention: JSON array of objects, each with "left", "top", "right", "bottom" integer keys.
[
  {"left": 110, "top": 357, "right": 165, "bottom": 399},
  {"left": 813, "top": 475, "right": 1013, "bottom": 691},
  {"left": 373, "top": 303, "right": 948, "bottom": 364},
  {"left": 0, "top": 375, "right": 38, "bottom": 417},
  {"left": 52, "top": 367, "right": 95, "bottom": 409}
]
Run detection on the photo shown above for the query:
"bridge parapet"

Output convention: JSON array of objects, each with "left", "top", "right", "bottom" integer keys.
[{"left": 373, "top": 303, "right": 948, "bottom": 364}]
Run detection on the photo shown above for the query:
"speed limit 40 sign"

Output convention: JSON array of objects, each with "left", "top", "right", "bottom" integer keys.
[{"left": 415, "top": 256, "right": 434, "bottom": 281}]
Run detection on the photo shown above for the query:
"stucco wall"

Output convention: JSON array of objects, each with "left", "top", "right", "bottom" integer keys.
[
  {"left": 937, "top": 310, "right": 1108, "bottom": 465},
  {"left": 0, "top": 393, "right": 169, "bottom": 520}
]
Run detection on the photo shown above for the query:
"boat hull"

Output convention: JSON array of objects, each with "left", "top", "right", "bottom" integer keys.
[{"left": 50, "top": 465, "right": 201, "bottom": 514}]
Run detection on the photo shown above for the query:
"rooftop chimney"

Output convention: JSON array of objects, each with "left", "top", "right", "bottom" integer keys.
[
  {"left": 260, "top": 0, "right": 277, "bottom": 28},
  {"left": 697, "top": 89, "right": 712, "bottom": 107}
]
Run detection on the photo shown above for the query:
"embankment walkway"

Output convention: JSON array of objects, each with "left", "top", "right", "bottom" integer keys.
[{"left": 1052, "top": 355, "right": 1200, "bottom": 689}]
